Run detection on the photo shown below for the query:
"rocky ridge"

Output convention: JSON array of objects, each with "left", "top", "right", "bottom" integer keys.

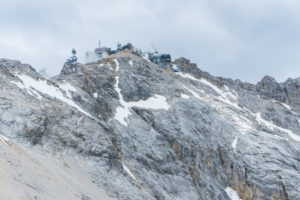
[{"left": 0, "top": 49, "right": 299, "bottom": 200}]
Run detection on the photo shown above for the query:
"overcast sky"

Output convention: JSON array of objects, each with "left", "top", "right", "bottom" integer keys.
[{"left": 1, "top": 0, "right": 300, "bottom": 83}]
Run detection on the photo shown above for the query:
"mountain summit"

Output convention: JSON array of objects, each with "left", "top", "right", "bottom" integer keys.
[{"left": 0, "top": 48, "right": 299, "bottom": 200}]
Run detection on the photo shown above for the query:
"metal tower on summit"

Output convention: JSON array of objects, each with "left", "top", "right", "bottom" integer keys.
[{"left": 66, "top": 48, "right": 78, "bottom": 64}]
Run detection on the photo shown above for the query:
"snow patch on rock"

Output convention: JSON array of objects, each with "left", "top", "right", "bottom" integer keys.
[
  {"left": 0, "top": 135, "right": 10, "bottom": 145},
  {"left": 232, "top": 137, "right": 238, "bottom": 150},
  {"left": 129, "top": 60, "right": 133, "bottom": 67},
  {"left": 182, "top": 86, "right": 202, "bottom": 100},
  {"left": 59, "top": 81, "right": 77, "bottom": 99},
  {"left": 122, "top": 163, "right": 136, "bottom": 181},
  {"left": 281, "top": 103, "right": 291, "bottom": 110},
  {"left": 181, "top": 94, "right": 190, "bottom": 99},
  {"left": 177, "top": 72, "right": 198, "bottom": 81},
  {"left": 256, "top": 112, "right": 300, "bottom": 142},
  {"left": 231, "top": 114, "right": 253, "bottom": 135},
  {"left": 107, "top": 63, "right": 112, "bottom": 70},
  {"left": 178, "top": 72, "right": 240, "bottom": 110},
  {"left": 11, "top": 74, "right": 92, "bottom": 117},
  {"left": 172, "top": 64, "right": 179, "bottom": 71},
  {"left": 199, "top": 80, "right": 240, "bottom": 110},
  {"left": 93, "top": 93, "right": 98, "bottom": 98},
  {"left": 225, "top": 187, "right": 241, "bottom": 200},
  {"left": 113, "top": 59, "right": 170, "bottom": 126}
]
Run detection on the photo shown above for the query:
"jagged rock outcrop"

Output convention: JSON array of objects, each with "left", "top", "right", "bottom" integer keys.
[
  {"left": 257, "top": 75, "right": 300, "bottom": 108},
  {"left": 0, "top": 49, "right": 300, "bottom": 200}
]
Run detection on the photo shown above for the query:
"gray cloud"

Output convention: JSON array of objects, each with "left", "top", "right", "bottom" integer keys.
[{"left": 1, "top": 0, "right": 300, "bottom": 83}]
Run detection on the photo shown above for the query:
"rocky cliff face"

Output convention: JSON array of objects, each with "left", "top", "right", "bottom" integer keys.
[{"left": 0, "top": 50, "right": 299, "bottom": 200}]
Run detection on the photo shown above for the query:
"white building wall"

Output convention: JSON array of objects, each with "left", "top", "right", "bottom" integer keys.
[
  {"left": 102, "top": 51, "right": 109, "bottom": 59},
  {"left": 85, "top": 51, "right": 98, "bottom": 63}
]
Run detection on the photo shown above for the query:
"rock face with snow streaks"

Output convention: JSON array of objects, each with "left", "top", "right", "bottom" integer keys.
[{"left": 0, "top": 49, "right": 300, "bottom": 200}]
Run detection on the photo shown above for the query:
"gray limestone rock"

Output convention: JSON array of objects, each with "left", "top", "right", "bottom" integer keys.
[{"left": 0, "top": 50, "right": 299, "bottom": 200}]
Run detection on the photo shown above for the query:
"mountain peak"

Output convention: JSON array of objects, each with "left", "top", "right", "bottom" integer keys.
[{"left": 0, "top": 47, "right": 299, "bottom": 200}]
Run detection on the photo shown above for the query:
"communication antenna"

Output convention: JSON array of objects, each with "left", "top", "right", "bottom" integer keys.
[
  {"left": 151, "top": 42, "right": 159, "bottom": 54},
  {"left": 117, "top": 42, "right": 121, "bottom": 49}
]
